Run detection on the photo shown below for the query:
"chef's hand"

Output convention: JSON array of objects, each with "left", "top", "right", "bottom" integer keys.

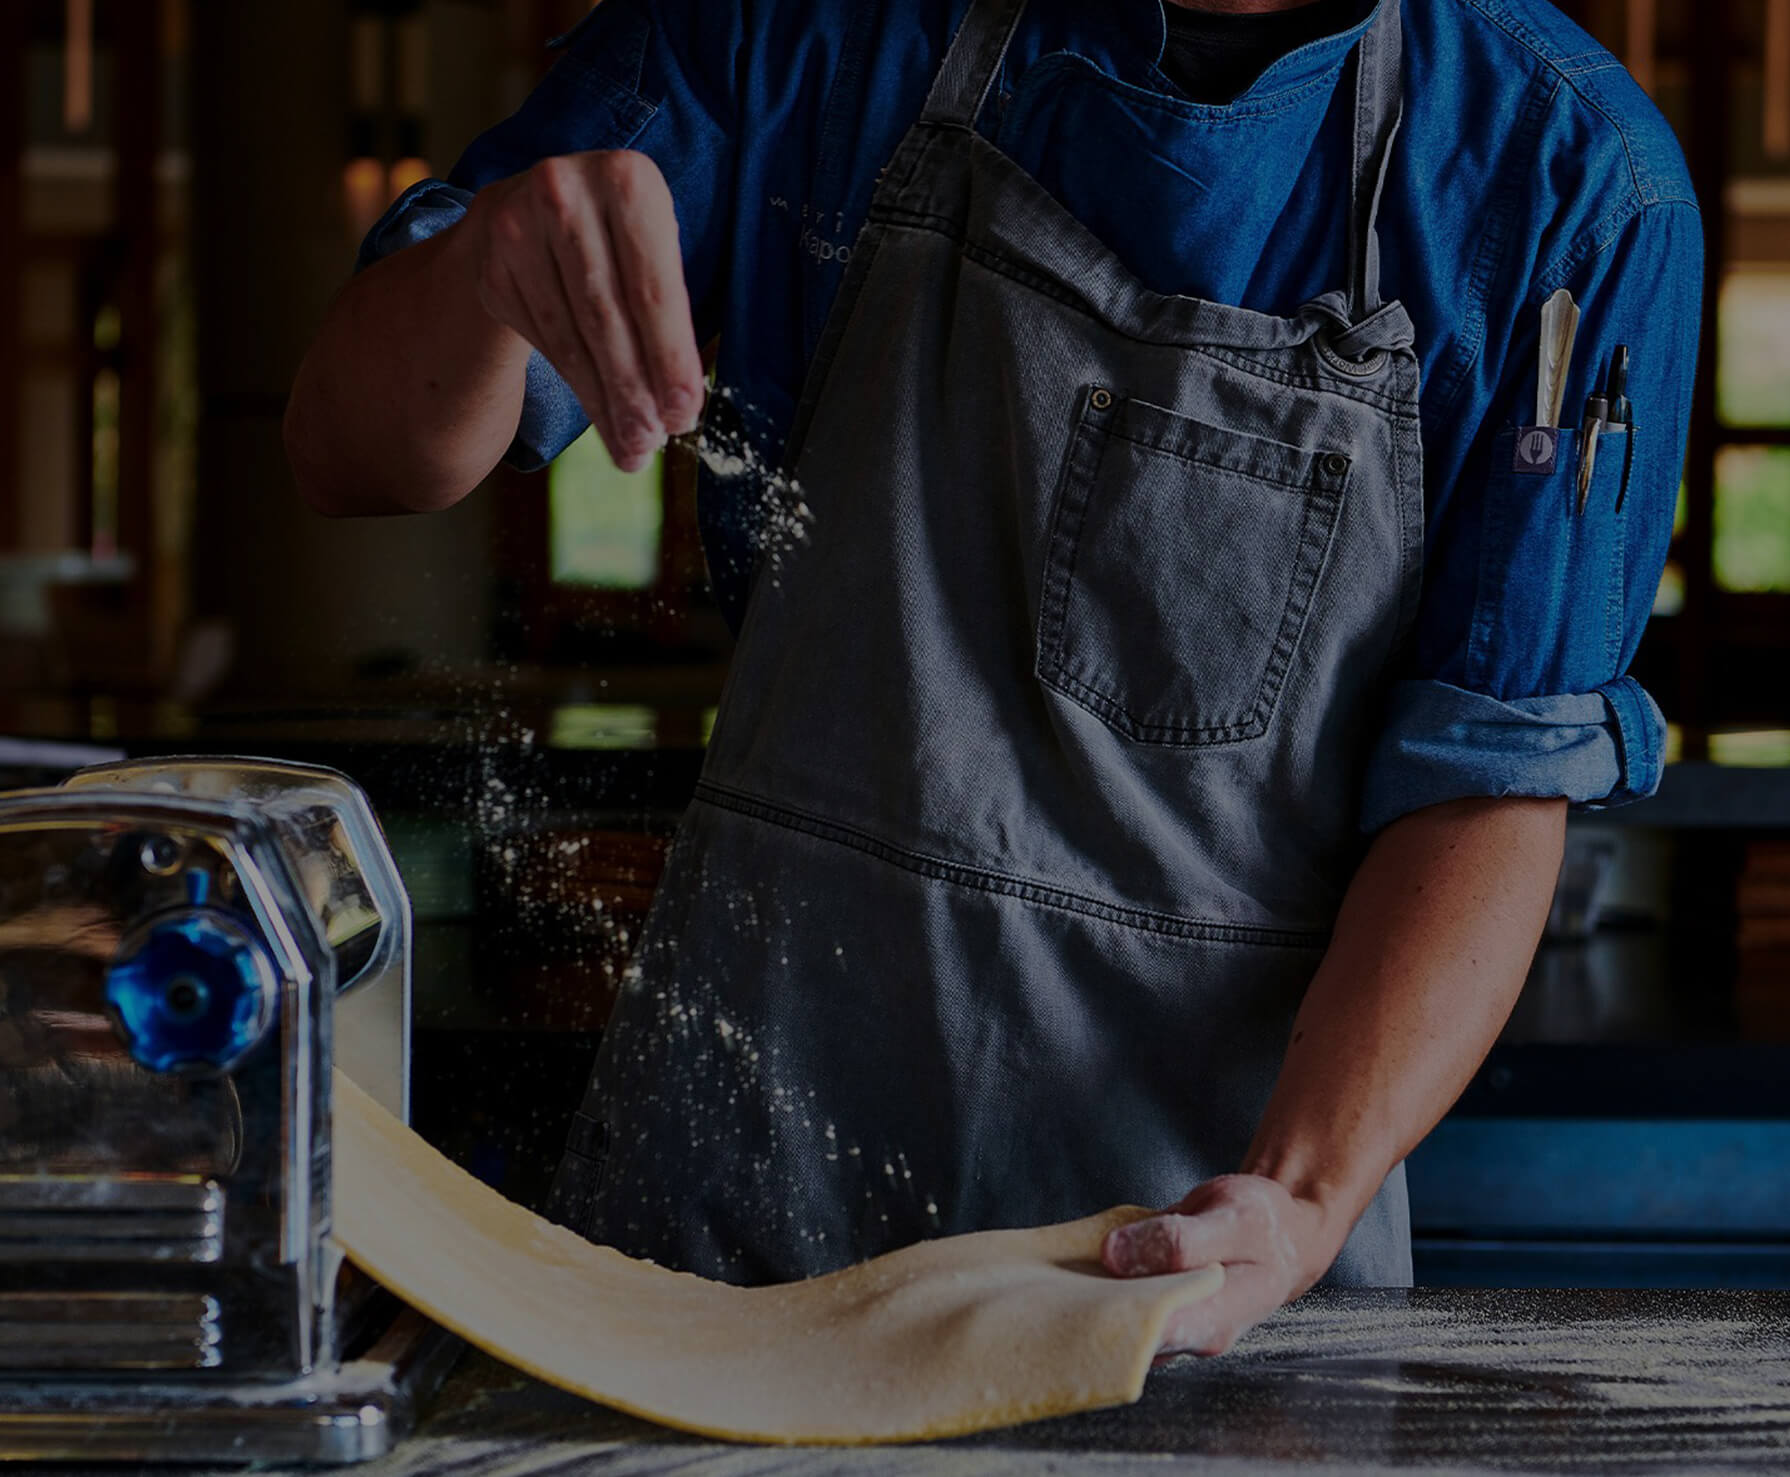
[
  {"left": 1100, "top": 1174, "right": 1337, "bottom": 1358},
  {"left": 460, "top": 150, "right": 705, "bottom": 472}
]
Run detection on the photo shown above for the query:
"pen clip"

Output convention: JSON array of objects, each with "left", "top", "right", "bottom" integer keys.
[{"left": 1605, "top": 345, "right": 1632, "bottom": 427}]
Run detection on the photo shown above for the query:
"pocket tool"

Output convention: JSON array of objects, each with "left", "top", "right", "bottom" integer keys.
[
  {"left": 1577, "top": 382, "right": 1609, "bottom": 515},
  {"left": 1536, "top": 288, "right": 1580, "bottom": 431},
  {"left": 1606, "top": 345, "right": 1632, "bottom": 428},
  {"left": 1514, "top": 290, "right": 1579, "bottom": 478},
  {"left": 0, "top": 758, "right": 456, "bottom": 1464},
  {"left": 1576, "top": 347, "right": 1634, "bottom": 516}
]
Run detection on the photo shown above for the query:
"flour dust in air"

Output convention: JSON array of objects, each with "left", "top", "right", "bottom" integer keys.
[{"left": 675, "top": 384, "right": 815, "bottom": 589}]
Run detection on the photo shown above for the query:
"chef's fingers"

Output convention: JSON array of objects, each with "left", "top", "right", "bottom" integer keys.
[
  {"left": 533, "top": 157, "right": 664, "bottom": 472},
  {"left": 496, "top": 246, "right": 619, "bottom": 462},
  {"left": 469, "top": 173, "right": 617, "bottom": 450},
  {"left": 1102, "top": 1211, "right": 1239, "bottom": 1278},
  {"left": 596, "top": 153, "right": 705, "bottom": 435},
  {"left": 1154, "top": 1272, "right": 1272, "bottom": 1359}
]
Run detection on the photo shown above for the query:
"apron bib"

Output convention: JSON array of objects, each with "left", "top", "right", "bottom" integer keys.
[{"left": 549, "top": 0, "right": 1426, "bottom": 1288}]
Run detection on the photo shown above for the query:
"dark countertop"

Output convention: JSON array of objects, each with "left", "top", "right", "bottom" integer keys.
[{"left": 242, "top": 1288, "right": 1790, "bottom": 1475}]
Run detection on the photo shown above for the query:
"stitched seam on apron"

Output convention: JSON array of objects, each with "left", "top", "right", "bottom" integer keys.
[
  {"left": 866, "top": 196, "right": 1421, "bottom": 414},
  {"left": 1034, "top": 399, "right": 1107, "bottom": 726},
  {"left": 1104, "top": 430, "right": 1334, "bottom": 495},
  {"left": 691, "top": 782, "right": 1332, "bottom": 948},
  {"left": 785, "top": 226, "right": 893, "bottom": 467},
  {"left": 866, "top": 201, "right": 1238, "bottom": 348},
  {"left": 1039, "top": 666, "right": 1269, "bottom": 743},
  {"left": 1184, "top": 343, "right": 1422, "bottom": 419},
  {"left": 881, "top": 205, "right": 1424, "bottom": 419},
  {"left": 1385, "top": 366, "right": 1426, "bottom": 662},
  {"left": 887, "top": 125, "right": 950, "bottom": 202}
]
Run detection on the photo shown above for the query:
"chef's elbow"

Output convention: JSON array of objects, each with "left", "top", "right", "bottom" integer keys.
[
  {"left": 283, "top": 383, "right": 428, "bottom": 518},
  {"left": 282, "top": 391, "right": 350, "bottom": 518}
]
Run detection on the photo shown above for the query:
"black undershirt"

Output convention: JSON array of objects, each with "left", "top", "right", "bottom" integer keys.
[{"left": 1157, "top": 0, "right": 1357, "bottom": 104}]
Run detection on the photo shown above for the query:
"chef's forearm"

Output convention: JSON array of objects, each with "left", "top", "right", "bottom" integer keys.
[
  {"left": 284, "top": 222, "right": 532, "bottom": 518},
  {"left": 1239, "top": 795, "right": 1567, "bottom": 1279}
]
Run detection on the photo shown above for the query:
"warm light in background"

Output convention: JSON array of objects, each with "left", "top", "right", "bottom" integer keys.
[
  {"left": 388, "top": 157, "right": 432, "bottom": 197},
  {"left": 62, "top": 0, "right": 93, "bottom": 132},
  {"left": 1767, "top": 0, "right": 1789, "bottom": 159},
  {"left": 343, "top": 157, "right": 389, "bottom": 241},
  {"left": 345, "top": 4, "right": 432, "bottom": 237}
]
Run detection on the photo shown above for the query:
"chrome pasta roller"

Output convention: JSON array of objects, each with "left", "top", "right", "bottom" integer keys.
[{"left": 0, "top": 757, "right": 454, "bottom": 1463}]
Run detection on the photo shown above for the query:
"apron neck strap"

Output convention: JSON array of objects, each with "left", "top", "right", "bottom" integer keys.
[
  {"left": 1347, "top": 0, "right": 1404, "bottom": 320},
  {"left": 921, "top": 0, "right": 1030, "bottom": 129}
]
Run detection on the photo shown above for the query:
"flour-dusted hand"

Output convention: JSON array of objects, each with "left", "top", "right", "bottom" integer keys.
[
  {"left": 1101, "top": 1175, "right": 1336, "bottom": 1357},
  {"left": 461, "top": 150, "right": 706, "bottom": 472}
]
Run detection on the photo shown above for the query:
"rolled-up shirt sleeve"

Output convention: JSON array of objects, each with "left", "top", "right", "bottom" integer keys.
[
  {"left": 1361, "top": 198, "right": 1703, "bottom": 833},
  {"left": 353, "top": 0, "right": 737, "bottom": 471}
]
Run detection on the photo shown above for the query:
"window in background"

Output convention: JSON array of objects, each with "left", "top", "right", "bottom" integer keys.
[
  {"left": 1714, "top": 447, "right": 1790, "bottom": 591},
  {"left": 1591, "top": 0, "right": 1790, "bottom": 741},
  {"left": 1709, "top": 728, "right": 1790, "bottom": 765},
  {"left": 546, "top": 703, "right": 660, "bottom": 750},
  {"left": 549, "top": 428, "right": 663, "bottom": 590},
  {"left": 1717, "top": 265, "right": 1790, "bottom": 427}
]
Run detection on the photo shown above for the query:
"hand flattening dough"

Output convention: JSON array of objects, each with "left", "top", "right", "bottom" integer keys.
[{"left": 331, "top": 1069, "right": 1225, "bottom": 1444}]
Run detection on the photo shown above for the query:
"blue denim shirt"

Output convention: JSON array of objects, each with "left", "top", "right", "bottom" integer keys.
[{"left": 359, "top": 0, "right": 1702, "bottom": 832}]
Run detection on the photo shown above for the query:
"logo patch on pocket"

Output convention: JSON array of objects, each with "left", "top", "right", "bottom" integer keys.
[{"left": 1513, "top": 427, "right": 1559, "bottom": 475}]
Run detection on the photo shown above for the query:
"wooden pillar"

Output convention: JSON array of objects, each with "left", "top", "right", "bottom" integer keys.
[
  {"left": 1625, "top": 0, "right": 1657, "bottom": 97},
  {"left": 113, "top": 0, "right": 162, "bottom": 670},
  {"left": 1767, "top": 0, "right": 1790, "bottom": 160},
  {"left": 0, "top": 4, "right": 24, "bottom": 551}
]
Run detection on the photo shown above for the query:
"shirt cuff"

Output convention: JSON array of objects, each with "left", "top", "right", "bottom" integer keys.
[
  {"left": 352, "top": 179, "right": 588, "bottom": 472},
  {"left": 355, "top": 179, "right": 474, "bottom": 272},
  {"left": 1360, "top": 676, "right": 1666, "bottom": 833}
]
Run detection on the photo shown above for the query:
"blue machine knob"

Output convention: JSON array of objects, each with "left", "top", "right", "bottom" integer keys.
[{"left": 105, "top": 910, "right": 278, "bottom": 1073}]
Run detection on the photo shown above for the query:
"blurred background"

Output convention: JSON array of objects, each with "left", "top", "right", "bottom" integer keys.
[
  {"left": 0, "top": 0, "right": 1788, "bottom": 1285},
  {"left": 0, "top": 0, "right": 1786, "bottom": 728},
  {"left": 0, "top": 0, "right": 727, "bottom": 729}
]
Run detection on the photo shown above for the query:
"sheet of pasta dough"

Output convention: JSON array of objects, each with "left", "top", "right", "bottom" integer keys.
[{"left": 330, "top": 1068, "right": 1224, "bottom": 1444}]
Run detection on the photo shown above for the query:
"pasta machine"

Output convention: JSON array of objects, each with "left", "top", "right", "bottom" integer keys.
[{"left": 0, "top": 757, "right": 455, "bottom": 1462}]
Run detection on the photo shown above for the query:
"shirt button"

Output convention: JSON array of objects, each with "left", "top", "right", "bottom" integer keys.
[
  {"left": 1090, "top": 388, "right": 1114, "bottom": 411},
  {"left": 1322, "top": 452, "right": 1349, "bottom": 478}
]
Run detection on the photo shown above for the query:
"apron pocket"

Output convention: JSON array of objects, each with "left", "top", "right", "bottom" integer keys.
[{"left": 1036, "top": 390, "right": 1349, "bottom": 745}]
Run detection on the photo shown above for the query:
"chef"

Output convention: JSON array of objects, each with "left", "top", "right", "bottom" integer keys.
[{"left": 286, "top": 0, "right": 1701, "bottom": 1356}]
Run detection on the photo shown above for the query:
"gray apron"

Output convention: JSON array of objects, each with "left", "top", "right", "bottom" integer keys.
[{"left": 548, "top": 0, "right": 1425, "bottom": 1288}]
